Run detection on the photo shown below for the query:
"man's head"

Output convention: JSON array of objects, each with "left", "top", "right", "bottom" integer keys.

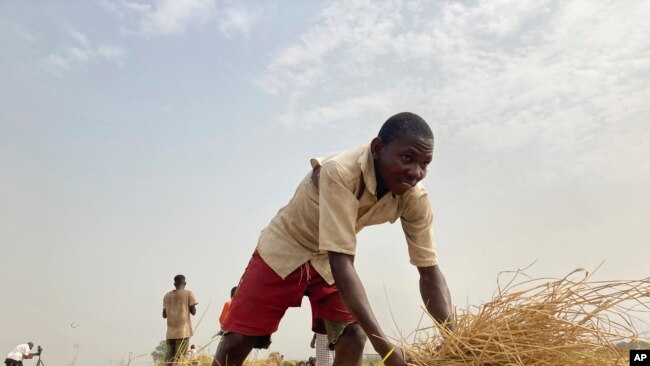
[
  {"left": 174, "top": 274, "right": 186, "bottom": 289},
  {"left": 371, "top": 112, "right": 434, "bottom": 196},
  {"left": 27, "top": 342, "right": 34, "bottom": 349},
  {"left": 230, "top": 286, "right": 238, "bottom": 298}
]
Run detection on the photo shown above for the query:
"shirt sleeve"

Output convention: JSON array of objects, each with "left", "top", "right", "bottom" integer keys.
[
  {"left": 400, "top": 190, "right": 438, "bottom": 267},
  {"left": 19, "top": 344, "right": 29, "bottom": 356},
  {"left": 188, "top": 291, "right": 198, "bottom": 306},
  {"left": 318, "top": 162, "right": 359, "bottom": 255}
]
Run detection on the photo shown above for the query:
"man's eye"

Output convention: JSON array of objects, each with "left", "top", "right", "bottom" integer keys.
[{"left": 402, "top": 155, "right": 411, "bottom": 162}]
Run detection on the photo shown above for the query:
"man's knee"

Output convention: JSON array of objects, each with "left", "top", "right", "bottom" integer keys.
[
  {"left": 219, "top": 333, "right": 257, "bottom": 349},
  {"left": 340, "top": 324, "right": 367, "bottom": 348},
  {"left": 213, "top": 333, "right": 264, "bottom": 366}
]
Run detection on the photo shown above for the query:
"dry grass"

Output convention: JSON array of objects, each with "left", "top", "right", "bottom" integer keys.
[
  {"left": 243, "top": 352, "right": 283, "bottom": 366},
  {"left": 154, "top": 354, "right": 213, "bottom": 366},
  {"left": 154, "top": 352, "right": 283, "bottom": 366},
  {"left": 406, "top": 268, "right": 650, "bottom": 365}
]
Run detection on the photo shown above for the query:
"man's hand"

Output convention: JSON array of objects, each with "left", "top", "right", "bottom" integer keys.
[
  {"left": 310, "top": 334, "right": 316, "bottom": 349},
  {"left": 383, "top": 346, "right": 408, "bottom": 366}
]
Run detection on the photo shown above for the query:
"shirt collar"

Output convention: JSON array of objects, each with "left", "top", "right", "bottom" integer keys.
[{"left": 358, "top": 144, "right": 377, "bottom": 196}]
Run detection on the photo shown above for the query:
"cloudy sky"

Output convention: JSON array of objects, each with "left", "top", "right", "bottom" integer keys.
[{"left": 1, "top": 0, "right": 648, "bottom": 365}]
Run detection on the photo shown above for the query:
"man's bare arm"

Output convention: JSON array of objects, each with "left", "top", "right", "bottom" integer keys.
[
  {"left": 189, "top": 304, "right": 197, "bottom": 316},
  {"left": 24, "top": 352, "right": 40, "bottom": 359},
  {"left": 329, "top": 252, "right": 406, "bottom": 366},
  {"left": 418, "top": 265, "right": 454, "bottom": 330},
  {"left": 162, "top": 309, "right": 167, "bottom": 319}
]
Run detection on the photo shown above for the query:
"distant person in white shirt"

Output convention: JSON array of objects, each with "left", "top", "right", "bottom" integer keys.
[{"left": 4, "top": 342, "right": 40, "bottom": 366}]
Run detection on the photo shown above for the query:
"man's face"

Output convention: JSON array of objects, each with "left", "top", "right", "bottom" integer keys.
[{"left": 372, "top": 136, "right": 433, "bottom": 196}]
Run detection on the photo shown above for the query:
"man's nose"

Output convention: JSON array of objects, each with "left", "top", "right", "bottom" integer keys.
[{"left": 406, "top": 165, "right": 424, "bottom": 180}]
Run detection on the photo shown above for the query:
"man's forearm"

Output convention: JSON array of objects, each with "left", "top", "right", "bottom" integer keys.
[
  {"left": 329, "top": 252, "right": 393, "bottom": 355},
  {"left": 418, "top": 266, "right": 454, "bottom": 329}
]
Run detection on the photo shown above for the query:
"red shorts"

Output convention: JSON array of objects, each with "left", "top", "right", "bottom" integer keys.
[{"left": 223, "top": 251, "right": 355, "bottom": 336}]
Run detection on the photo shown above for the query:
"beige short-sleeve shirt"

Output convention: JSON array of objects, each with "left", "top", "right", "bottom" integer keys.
[
  {"left": 256, "top": 144, "right": 438, "bottom": 285},
  {"left": 163, "top": 289, "right": 198, "bottom": 339}
]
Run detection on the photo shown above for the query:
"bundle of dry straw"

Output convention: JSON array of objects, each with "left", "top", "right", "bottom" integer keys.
[{"left": 406, "top": 268, "right": 650, "bottom": 365}]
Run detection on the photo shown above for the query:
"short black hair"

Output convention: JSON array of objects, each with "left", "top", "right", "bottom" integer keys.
[
  {"left": 377, "top": 112, "right": 433, "bottom": 145},
  {"left": 230, "top": 286, "right": 238, "bottom": 298},
  {"left": 174, "top": 274, "right": 185, "bottom": 283}
]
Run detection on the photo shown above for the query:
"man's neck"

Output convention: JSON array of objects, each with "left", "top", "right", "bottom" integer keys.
[{"left": 374, "top": 161, "right": 389, "bottom": 198}]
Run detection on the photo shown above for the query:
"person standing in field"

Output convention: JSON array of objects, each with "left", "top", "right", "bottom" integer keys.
[
  {"left": 217, "top": 286, "right": 238, "bottom": 335},
  {"left": 4, "top": 342, "right": 39, "bottom": 366},
  {"left": 163, "top": 274, "right": 198, "bottom": 364},
  {"left": 211, "top": 112, "right": 454, "bottom": 366},
  {"left": 187, "top": 345, "right": 197, "bottom": 357},
  {"left": 310, "top": 330, "right": 333, "bottom": 366},
  {"left": 308, "top": 292, "right": 334, "bottom": 366}
]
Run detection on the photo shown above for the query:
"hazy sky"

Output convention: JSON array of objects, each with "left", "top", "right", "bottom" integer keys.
[{"left": 1, "top": 1, "right": 648, "bottom": 365}]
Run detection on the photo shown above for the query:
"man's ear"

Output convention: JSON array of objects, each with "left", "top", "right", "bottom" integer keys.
[{"left": 370, "top": 137, "right": 384, "bottom": 159}]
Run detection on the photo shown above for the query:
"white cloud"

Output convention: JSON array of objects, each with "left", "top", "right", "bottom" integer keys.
[
  {"left": 42, "top": 54, "right": 71, "bottom": 70},
  {"left": 97, "top": 44, "right": 127, "bottom": 60},
  {"left": 42, "top": 30, "right": 127, "bottom": 74},
  {"left": 102, "top": 0, "right": 259, "bottom": 38},
  {"left": 217, "top": 2, "right": 259, "bottom": 39},
  {"left": 258, "top": 0, "right": 650, "bottom": 185},
  {"left": 140, "top": 0, "right": 216, "bottom": 36},
  {"left": 258, "top": 1, "right": 405, "bottom": 95}
]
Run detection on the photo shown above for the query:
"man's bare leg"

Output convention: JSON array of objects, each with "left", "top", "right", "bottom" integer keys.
[
  {"left": 332, "top": 324, "right": 367, "bottom": 366},
  {"left": 211, "top": 333, "right": 260, "bottom": 366}
]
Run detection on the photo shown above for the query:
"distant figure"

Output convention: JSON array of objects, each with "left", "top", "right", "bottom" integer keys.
[
  {"left": 4, "top": 342, "right": 39, "bottom": 366},
  {"left": 217, "top": 286, "right": 238, "bottom": 336},
  {"left": 308, "top": 294, "right": 333, "bottom": 366},
  {"left": 310, "top": 331, "right": 333, "bottom": 366},
  {"left": 187, "top": 344, "right": 197, "bottom": 357},
  {"left": 163, "top": 274, "right": 198, "bottom": 364}
]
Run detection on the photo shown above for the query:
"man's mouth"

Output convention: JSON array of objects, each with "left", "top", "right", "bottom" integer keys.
[{"left": 399, "top": 179, "right": 416, "bottom": 188}]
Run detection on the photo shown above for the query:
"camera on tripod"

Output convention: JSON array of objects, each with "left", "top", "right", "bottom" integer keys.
[{"left": 34, "top": 345, "right": 45, "bottom": 366}]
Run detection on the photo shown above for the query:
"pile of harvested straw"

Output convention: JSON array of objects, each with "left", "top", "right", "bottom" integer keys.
[
  {"left": 243, "top": 351, "right": 283, "bottom": 366},
  {"left": 154, "top": 354, "right": 212, "bottom": 366},
  {"left": 406, "top": 268, "right": 650, "bottom": 365},
  {"left": 154, "top": 352, "right": 283, "bottom": 366}
]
